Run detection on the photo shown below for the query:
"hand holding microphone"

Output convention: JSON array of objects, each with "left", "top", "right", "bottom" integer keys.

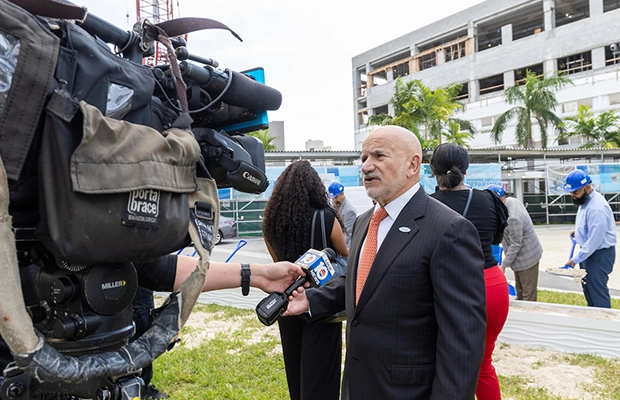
[{"left": 256, "top": 248, "right": 337, "bottom": 326}]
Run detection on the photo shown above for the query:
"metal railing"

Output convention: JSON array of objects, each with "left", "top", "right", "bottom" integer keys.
[
  {"left": 219, "top": 199, "right": 268, "bottom": 237},
  {"left": 524, "top": 192, "right": 620, "bottom": 225}
]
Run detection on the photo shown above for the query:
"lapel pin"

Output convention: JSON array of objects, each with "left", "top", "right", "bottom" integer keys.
[{"left": 399, "top": 227, "right": 411, "bottom": 233}]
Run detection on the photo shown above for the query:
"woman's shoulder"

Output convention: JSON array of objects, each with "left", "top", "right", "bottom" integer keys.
[
  {"left": 309, "top": 206, "right": 337, "bottom": 220},
  {"left": 430, "top": 188, "right": 468, "bottom": 199},
  {"left": 323, "top": 207, "right": 336, "bottom": 216},
  {"left": 429, "top": 189, "right": 447, "bottom": 199},
  {"left": 473, "top": 188, "right": 494, "bottom": 202}
]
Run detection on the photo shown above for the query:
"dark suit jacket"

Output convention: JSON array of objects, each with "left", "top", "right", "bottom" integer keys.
[{"left": 307, "top": 188, "right": 486, "bottom": 399}]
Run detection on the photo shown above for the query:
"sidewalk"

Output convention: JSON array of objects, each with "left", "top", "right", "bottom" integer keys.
[
  {"left": 200, "top": 223, "right": 620, "bottom": 304},
  {"left": 533, "top": 224, "right": 620, "bottom": 290}
]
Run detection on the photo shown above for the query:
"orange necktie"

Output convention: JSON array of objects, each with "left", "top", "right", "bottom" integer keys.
[{"left": 355, "top": 207, "right": 389, "bottom": 304}]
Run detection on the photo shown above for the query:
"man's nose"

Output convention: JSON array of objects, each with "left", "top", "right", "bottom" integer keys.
[{"left": 361, "top": 159, "right": 374, "bottom": 172}]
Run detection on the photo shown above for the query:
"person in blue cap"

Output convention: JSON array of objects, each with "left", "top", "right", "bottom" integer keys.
[
  {"left": 563, "top": 169, "right": 616, "bottom": 308},
  {"left": 328, "top": 181, "right": 358, "bottom": 248},
  {"left": 487, "top": 184, "right": 543, "bottom": 301}
]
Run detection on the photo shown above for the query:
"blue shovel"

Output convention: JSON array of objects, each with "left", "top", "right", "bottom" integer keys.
[
  {"left": 225, "top": 239, "right": 248, "bottom": 263},
  {"left": 546, "top": 235, "right": 579, "bottom": 277},
  {"left": 560, "top": 235, "right": 578, "bottom": 269},
  {"left": 176, "top": 239, "right": 248, "bottom": 261}
]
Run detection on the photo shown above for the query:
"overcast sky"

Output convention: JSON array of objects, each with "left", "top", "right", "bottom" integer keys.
[{"left": 78, "top": 0, "right": 485, "bottom": 150}]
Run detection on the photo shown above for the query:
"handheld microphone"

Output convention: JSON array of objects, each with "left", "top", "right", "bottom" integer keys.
[{"left": 256, "top": 248, "right": 337, "bottom": 326}]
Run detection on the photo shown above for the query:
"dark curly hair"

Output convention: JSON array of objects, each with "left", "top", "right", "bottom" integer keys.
[{"left": 262, "top": 160, "right": 343, "bottom": 262}]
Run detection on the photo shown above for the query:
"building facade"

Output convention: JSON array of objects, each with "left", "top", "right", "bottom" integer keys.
[
  {"left": 268, "top": 120, "right": 286, "bottom": 151},
  {"left": 352, "top": 0, "right": 620, "bottom": 150}
]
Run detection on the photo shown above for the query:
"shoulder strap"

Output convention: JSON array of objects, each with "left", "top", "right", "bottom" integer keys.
[
  {"left": 310, "top": 210, "right": 318, "bottom": 249},
  {"left": 155, "top": 17, "right": 242, "bottom": 41},
  {"left": 7, "top": 0, "right": 242, "bottom": 41},
  {"left": 462, "top": 188, "right": 473, "bottom": 218},
  {"left": 319, "top": 209, "right": 327, "bottom": 250},
  {"left": 0, "top": 0, "right": 60, "bottom": 180},
  {"left": 310, "top": 209, "right": 328, "bottom": 250},
  {"left": 7, "top": 0, "right": 87, "bottom": 21}
]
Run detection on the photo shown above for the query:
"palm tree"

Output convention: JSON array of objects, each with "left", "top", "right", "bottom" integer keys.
[
  {"left": 368, "top": 78, "right": 475, "bottom": 147},
  {"left": 367, "top": 78, "right": 422, "bottom": 133},
  {"left": 442, "top": 120, "right": 475, "bottom": 148},
  {"left": 557, "top": 105, "right": 620, "bottom": 148},
  {"left": 490, "top": 70, "right": 572, "bottom": 148},
  {"left": 247, "top": 129, "right": 278, "bottom": 151}
]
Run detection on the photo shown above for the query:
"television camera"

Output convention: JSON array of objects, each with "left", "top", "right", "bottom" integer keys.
[
  {"left": 0, "top": 0, "right": 281, "bottom": 399},
  {"left": 76, "top": 7, "right": 279, "bottom": 194}
]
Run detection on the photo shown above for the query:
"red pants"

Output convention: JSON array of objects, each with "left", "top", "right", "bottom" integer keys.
[{"left": 476, "top": 265, "right": 509, "bottom": 400}]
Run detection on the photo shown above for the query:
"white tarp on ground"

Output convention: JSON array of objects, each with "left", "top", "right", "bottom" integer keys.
[{"left": 499, "top": 301, "right": 620, "bottom": 359}]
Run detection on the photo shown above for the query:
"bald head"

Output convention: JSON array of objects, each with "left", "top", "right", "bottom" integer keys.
[
  {"left": 361, "top": 125, "right": 422, "bottom": 206},
  {"left": 366, "top": 125, "right": 422, "bottom": 158}
]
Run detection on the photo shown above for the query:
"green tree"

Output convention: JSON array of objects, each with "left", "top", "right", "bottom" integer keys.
[
  {"left": 491, "top": 70, "right": 572, "bottom": 148},
  {"left": 368, "top": 78, "right": 475, "bottom": 148},
  {"left": 247, "top": 129, "right": 278, "bottom": 151},
  {"left": 557, "top": 105, "right": 620, "bottom": 148},
  {"left": 442, "top": 120, "right": 475, "bottom": 148}
]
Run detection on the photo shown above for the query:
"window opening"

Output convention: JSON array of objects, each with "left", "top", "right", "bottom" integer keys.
[
  {"left": 392, "top": 62, "right": 410, "bottom": 78},
  {"left": 558, "top": 52, "right": 592, "bottom": 74},
  {"left": 479, "top": 74, "right": 504, "bottom": 95},
  {"left": 419, "top": 52, "right": 437, "bottom": 71},
  {"left": 606, "top": 44, "right": 620, "bottom": 66},
  {"left": 514, "top": 64, "right": 544, "bottom": 85},
  {"left": 604, "top": 0, "right": 620, "bottom": 12},
  {"left": 555, "top": 0, "right": 590, "bottom": 27}
]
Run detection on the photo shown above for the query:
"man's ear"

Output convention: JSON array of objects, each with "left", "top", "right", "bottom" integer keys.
[{"left": 410, "top": 153, "right": 422, "bottom": 176}]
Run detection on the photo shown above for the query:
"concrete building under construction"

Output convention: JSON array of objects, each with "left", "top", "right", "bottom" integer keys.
[{"left": 352, "top": 0, "right": 620, "bottom": 151}]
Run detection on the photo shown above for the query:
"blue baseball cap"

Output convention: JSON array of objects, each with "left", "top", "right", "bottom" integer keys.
[
  {"left": 486, "top": 184, "right": 505, "bottom": 197},
  {"left": 328, "top": 181, "right": 344, "bottom": 198}
]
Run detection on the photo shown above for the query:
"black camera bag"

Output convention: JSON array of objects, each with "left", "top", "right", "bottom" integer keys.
[{"left": 32, "top": 20, "right": 199, "bottom": 265}]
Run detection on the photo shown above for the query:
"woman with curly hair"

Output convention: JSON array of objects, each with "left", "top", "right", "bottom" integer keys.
[{"left": 262, "top": 160, "right": 348, "bottom": 400}]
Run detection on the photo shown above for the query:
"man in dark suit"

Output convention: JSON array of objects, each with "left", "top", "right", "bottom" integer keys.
[{"left": 285, "top": 125, "right": 487, "bottom": 399}]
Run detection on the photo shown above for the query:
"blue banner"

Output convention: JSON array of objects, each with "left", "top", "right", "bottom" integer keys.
[
  {"left": 224, "top": 164, "right": 503, "bottom": 199},
  {"left": 421, "top": 164, "right": 502, "bottom": 194}
]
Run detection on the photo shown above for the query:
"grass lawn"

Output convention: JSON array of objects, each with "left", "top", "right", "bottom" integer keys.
[{"left": 150, "top": 290, "right": 620, "bottom": 399}]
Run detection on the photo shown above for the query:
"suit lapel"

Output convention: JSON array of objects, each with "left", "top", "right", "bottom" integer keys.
[{"left": 354, "top": 190, "right": 429, "bottom": 311}]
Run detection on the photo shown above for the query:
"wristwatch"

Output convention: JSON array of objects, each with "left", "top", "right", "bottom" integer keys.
[{"left": 241, "top": 263, "right": 251, "bottom": 296}]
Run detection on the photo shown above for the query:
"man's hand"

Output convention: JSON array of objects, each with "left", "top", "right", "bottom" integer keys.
[
  {"left": 282, "top": 287, "right": 309, "bottom": 316},
  {"left": 252, "top": 261, "right": 305, "bottom": 293},
  {"left": 564, "top": 260, "right": 576, "bottom": 268}
]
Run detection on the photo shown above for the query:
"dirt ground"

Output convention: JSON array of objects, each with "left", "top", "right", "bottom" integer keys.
[
  {"left": 494, "top": 344, "right": 597, "bottom": 399},
  {"left": 180, "top": 310, "right": 599, "bottom": 400}
]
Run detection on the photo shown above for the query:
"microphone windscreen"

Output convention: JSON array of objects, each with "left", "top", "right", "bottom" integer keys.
[
  {"left": 221, "top": 71, "right": 282, "bottom": 111},
  {"left": 322, "top": 248, "right": 337, "bottom": 262},
  {"left": 294, "top": 249, "right": 336, "bottom": 288}
]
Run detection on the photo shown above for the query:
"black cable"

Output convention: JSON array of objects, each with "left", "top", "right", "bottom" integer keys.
[
  {"left": 153, "top": 78, "right": 182, "bottom": 113},
  {"left": 189, "top": 68, "right": 233, "bottom": 114}
]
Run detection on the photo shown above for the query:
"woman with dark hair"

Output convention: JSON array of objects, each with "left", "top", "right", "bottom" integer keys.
[
  {"left": 262, "top": 160, "right": 348, "bottom": 400},
  {"left": 429, "top": 142, "right": 509, "bottom": 400}
]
